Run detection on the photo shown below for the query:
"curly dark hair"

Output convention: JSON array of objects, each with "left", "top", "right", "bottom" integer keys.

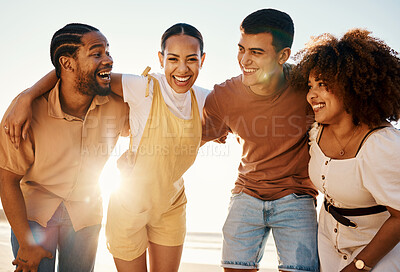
[{"left": 290, "top": 29, "right": 400, "bottom": 127}]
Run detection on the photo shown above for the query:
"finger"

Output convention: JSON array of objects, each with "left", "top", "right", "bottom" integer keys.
[
  {"left": 3, "top": 123, "right": 10, "bottom": 135},
  {"left": 22, "top": 120, "right": 31, "bottom": 141},
  {"left": 14, "top": 264, "right": 22, "bottom": 272},
  {"left": 14, "top": 123, "right": 22, "bottom": 148},
  {"left": 45, "top": 250, "right": 53, "bottom": 259},
  {"left": 9, "top": 123, "right": 15, "bottom": 145}
]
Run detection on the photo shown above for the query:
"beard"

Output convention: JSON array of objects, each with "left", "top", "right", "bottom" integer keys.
[{"left": 76, "top": 66, "right": 111, "bottom": 97}]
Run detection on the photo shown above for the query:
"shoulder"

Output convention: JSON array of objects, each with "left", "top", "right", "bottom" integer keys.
[
  {"left": 103, "top": 93, "right": 129, "bottom": 115},
  {"left": 107, "top": 92, "right": 126, "bottom": 104},
  {"left": 358, "top": 126, "right": 400, "bottom": 169},
  {"left": 360, "top": 126, "right": 400, "bottom": 154},
  {"left": 121, "top": 73, "right": 149, "bottom": 91},
  {"left": 192, "top": 85, "right": 210, "bottom": 100},
  {"left": 213, "top": 75, "right": 242, "bottom": 92},
  {"left": 209, "top": 75, "right": 243, "bottom": 100}
]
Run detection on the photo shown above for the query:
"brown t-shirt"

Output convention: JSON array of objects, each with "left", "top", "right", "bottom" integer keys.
[
  {"left": 202, "top": 75, "right": 317, "bottom": 200},
  {"left": 0, "top": 82, "right": 129, "bottom": 231}
]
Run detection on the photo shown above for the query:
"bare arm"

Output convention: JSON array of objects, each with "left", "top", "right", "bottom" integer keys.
[
  {"left": 0, "top": 168, "right": 52, "bottom": 271},
  {"left": 4, "top": 70, "right": 58, "bottom": 148},
  {"left": 4, "top": 71, "right": 124, "bottom": 149},
  {"left": 110, "top": 72, "right": 123, "bottom": 97},
  {"left": 340, "top": 207, "right": 400, "bottom": 271}
]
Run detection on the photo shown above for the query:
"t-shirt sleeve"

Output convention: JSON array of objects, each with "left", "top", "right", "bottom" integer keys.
[
  {"left": 193, "top": 86, "right": 210, "bottom": 119},
  {"left": 121, "top": 74, "right": 148, "bottom": 108},
  {"left": 0, "top": 99, "right": 34, "bottom": 175},
  {"left": 202, "top": 90, "right": 231, "bottom": 142},
  {"left": 359, "top": 128, "right": 400, "bottom": 210}
]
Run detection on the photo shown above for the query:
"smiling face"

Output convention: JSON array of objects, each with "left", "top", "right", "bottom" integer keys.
[
  {"left": 158, "top": 34, "right": 205, "bottom": 93},
  {"left": 237, "top": 32, "right": 288, "bottom": 94},
  {"left": 307, "top": 74, "right": 349, "bottom": 125},
  {"left": 74, "top": 31, "right": 113, "bottom": 96}
]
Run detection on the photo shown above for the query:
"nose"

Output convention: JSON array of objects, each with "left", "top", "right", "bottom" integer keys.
[
  {"left": 307, "top": 86, "right": 317, "bottom": 101},
  {"left": 177, "top": 60, "right": 189, "bottom": 73},
  {"left": 102, "top": 54, "right": 113, "bottom": 67},
  {"left": 240, "top": 51, "right": 251, "bottom": 67}
]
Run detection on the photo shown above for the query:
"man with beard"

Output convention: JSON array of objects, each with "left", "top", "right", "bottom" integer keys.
[{"left": 0, "top": 23, "right": 128, "bottom": 272}]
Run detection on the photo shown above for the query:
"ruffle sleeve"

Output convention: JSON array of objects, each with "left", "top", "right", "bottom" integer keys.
[
  {"left": 358, "top": 127, "right": 400, "bottom": 210},
  {"left": 308, "top": 122, "right": 320, "bottom": 145}
]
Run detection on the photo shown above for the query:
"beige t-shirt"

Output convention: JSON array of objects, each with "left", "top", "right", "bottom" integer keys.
[
  {"left": 202, "top": 75, "right": 317, "bottom": 200},
  {"left": 0, "top": 82, "right": 129, "bottom": 231}
]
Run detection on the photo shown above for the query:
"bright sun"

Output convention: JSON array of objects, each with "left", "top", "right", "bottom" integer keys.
[{"left": 98, "top": 138, "right": 128, "bottom": 218}]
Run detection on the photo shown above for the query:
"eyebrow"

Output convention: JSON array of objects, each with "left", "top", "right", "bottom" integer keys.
[
  {"left": 89, "top": 43, "right": 108, "bottom": 51},
  {"left": 238, "top": 44, "right": 265, "bottom": 52},
  {"left": 166, "top": 53, "right": 199, "bottom": 58}
]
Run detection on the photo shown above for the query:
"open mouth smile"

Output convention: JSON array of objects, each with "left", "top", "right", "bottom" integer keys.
[
  {"left": 173, "top": 75, "right": 191, "bottom": 82},
  {"left": 97, "top": 71, "right": 111, "bottom": 81},
  {"left": 242, "top": 67, "right": 257, "bottom": 73},
  {"left": 312, "top": 102, "right": 326, "bottom": 112}
]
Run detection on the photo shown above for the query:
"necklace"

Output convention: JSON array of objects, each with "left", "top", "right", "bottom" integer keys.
[
  {"left": 331, "top": 125, "right": 359, "bottom": 156},
  {"left": 172, "top": 90, "right": 189, "bottom": 112}
]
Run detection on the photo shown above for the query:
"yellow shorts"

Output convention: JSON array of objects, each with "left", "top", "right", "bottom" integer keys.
[{"left": 106, "top": 190, "right": 187, "bottom": 261}]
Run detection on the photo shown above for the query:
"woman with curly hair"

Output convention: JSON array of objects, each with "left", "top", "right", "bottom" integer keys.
[{"left": 291, "top": 29, "right": 400, "bottom": 271}]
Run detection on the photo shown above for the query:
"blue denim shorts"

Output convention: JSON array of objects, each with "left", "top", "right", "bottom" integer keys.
[{"left": 222, "top": 192, "right": 319, "bottom": 271}]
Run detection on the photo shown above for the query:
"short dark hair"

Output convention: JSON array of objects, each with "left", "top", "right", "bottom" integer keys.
[
  {"left": 50, "top": 23, "right": 99, "bottom": 77},
  {"left": 291, "top": 28, "right": 400, "bottom": 127},
  {"left": 160, "top": 23, "right": 204, "bottom": 55},
  {"left": 240, "top": 8, "right": 294, "bottom": 52}
]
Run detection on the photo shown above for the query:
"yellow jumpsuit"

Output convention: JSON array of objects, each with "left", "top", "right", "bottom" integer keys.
[{"left": 106, "top": 68, "right": 201, "bottom": 261}]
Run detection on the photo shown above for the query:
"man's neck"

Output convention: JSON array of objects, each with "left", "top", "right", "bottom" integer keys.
[
  {"left": 59, "top": 81, "right": 94, "bottom": 120},
  {"left": 249, "top": 71, "right": 286, "bottom": 97}
]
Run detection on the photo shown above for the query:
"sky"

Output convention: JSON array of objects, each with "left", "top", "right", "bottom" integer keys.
[{"left": 0, "top": 0, "right": 399, "bottom": 233}]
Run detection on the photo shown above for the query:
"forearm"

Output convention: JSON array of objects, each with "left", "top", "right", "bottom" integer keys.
[
  {"left": 110, "top": 73, "right": 123, "bottom": 97},
  {"left": 21, "top": 70, "right": 58, "bottom": 103},
  {"left": 354, "top": 213, "right": 400, "bottom": 268},
  {"left": 0, "top": 171, "right": 34, "bottom": 247}
]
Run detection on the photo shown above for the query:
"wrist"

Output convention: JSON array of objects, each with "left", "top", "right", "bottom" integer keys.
[
  {"left": 16, "top": 232, "right": 36, "bottom": 248},
  {"left": 353, "top": 258, "right": 372, "bottom": 271},
  {"left": 19, "top": 88, "right": 35, "bottom": 104}
]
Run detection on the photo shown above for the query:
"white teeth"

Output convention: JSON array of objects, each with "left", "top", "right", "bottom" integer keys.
[
  {"left": 243, "top": 67, "right": 257, "bottom": 73},
  {"left": 174, "top": 75, "right": 190, "bottom": 82},
  {"left": 98, "top": 71, "right": 111, "bottom": 79},
  {"left": 313, "top": 103, "right": 325, "bottom": 110}
]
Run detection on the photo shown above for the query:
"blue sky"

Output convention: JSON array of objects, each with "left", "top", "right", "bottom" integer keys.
[{"left": 0, "top": 0, "right": 399, "bottom": 232}]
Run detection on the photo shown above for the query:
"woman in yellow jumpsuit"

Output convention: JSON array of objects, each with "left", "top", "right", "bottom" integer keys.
[
  {"left": 3, "top": 23, "right": 209, "bottom": 272},
  {"left": 106, "top": 24, "right": 208, "bottom": 271}
]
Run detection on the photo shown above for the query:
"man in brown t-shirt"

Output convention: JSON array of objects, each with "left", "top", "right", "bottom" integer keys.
[
  {"left": 202, "top": 9, "right": 319, "bottom": 272},
  {"left": 0, "top": 24, "right": 128, "bottom": 272}
]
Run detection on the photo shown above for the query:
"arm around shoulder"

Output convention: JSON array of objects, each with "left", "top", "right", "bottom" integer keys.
[
  {"left": 110, "top": 73, "right": 123, "bottom": 97},
  {"left": 201, "top": 91, "right": 231, "bottom": 142},
  {"left": 3, "top": 70, "right": 58, "bottom": 149}
]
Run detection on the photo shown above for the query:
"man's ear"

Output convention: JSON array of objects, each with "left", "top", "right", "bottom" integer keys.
[
  {"left": 158, "top": 51, "right": 164, "bottom": 68},
  {"left": 278, "top": 48, "right": 291, "bottom": 65},
  {"left": 59, "top": 56, "right": 74, "bottom": 72},
  {"left": 200, "top": 52, "right": 206, "bottom": 68}
]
